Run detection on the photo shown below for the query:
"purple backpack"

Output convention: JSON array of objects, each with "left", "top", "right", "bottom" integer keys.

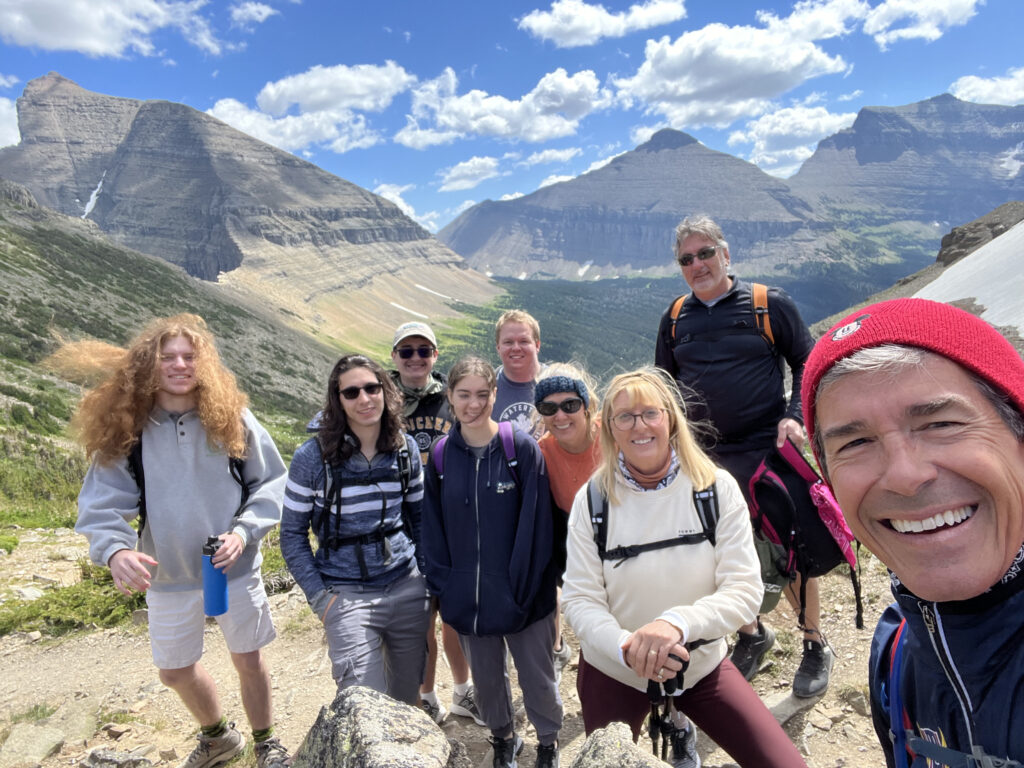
[{"left": 431, "top": 420, "right": 520, "bottom": 487}]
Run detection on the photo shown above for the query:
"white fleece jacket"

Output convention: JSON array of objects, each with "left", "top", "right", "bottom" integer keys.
[{"left": 562, "top": 467, "right": 761, "bottom": 692}]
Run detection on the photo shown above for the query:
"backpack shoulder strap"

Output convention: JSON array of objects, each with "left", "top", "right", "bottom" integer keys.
[
  {"left": 126, "top": 439, "right": 147, "bottom": 538},
  {"left": 692, "top": 483, "right": 719, "bottom": 547},
  {"left": 586, "top": 477, "right": 608, "bottom": 560},
  {"left": 396, "top": 442, "right": 412, "bottom": 496},
  {"left": 431, "top": 434, "right": 450, "bottom": 480},
  {"left": 887, "top": 618, "right": 911, "bottom": 768},
  {"left": 668, "top": 293, "right": 689, "bottom": 341},
  {"left": 497, "top": 420, "right": 520, "bottom": 486},
  {"left": 751, "top": 283, "right": 775, "bottom": 346}
]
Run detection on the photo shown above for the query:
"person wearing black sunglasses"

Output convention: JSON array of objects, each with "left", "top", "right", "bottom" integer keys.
[
  {"left": 281, "top": 354, "right": 431, "bottom": 705},
  {"left": 388, "top": 322, "right": 481, "bottom": 727},
  {"left": 654, "top": 214, "right": 830, "bottom": 700}
]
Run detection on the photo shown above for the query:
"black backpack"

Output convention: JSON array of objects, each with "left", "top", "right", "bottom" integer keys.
[
  {"left": 126, "top": 437, "right": 249, "bottom": 539},
  {"left": 586, "top": 478, "right": 720, "bottom": 565}
]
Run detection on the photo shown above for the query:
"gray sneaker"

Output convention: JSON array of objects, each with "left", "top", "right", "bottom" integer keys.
[
  {"left": 792, "top": 639, "right": 834, "bottom": 698},
  {"left": 178, "top": 723, "right": 245, "bottom": 768},
  {"left": 553, "top": 638, "right": 572, "bottom": 684},
  {"left": 669, "top": 722, "right": 701, "bottom": 768},
  {"left": 730, "top": 621, "right": 776, "bottom": 681},
  {"left": 421, "top": 697, "right": 448, "bottom": 724},
  {"left": 490, "top": 733, "right": 524, "bottom": 768},
  {"left": 254, "top": 736, "right": 291, "bottom": 768},
  {"left": 451, "top": 686, "right": 487, "bottom": 726}
]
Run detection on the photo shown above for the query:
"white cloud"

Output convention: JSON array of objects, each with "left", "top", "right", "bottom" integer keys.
[
  {"left": 0, "top": 74, "right": 19, "bottom": 89},
  {"left": 613, "top": 7, "right": 852, "bottom": 128},
  {"left": 728, "top": 104, "right": 857, "bottom": 175},
  {"left": 538, "top": 173, "right": 574, "bottom": 188},
  {"left": 863, "top": 0, "right": 981, "bottom": 50},
  {"left": 0, "top": 0, "right": 222, "bottom": 56},
  {"left": 519, "top": 0, "right": 686, "bottom": 48},
  {"left": 950, "top": 66, "right": 1024, "bottom": 106},
  {"left": 500, "top": 191, "right": 525, "bottom": 201},
  {"left": 629, "top": 124, "right": 663, "bottom": 146},
  {"left": 522, "top": 147, "right": 581, "bottom": 165},
  {"left": 395, "top": 66, "right": 611, "bottom": 148},
  {"left": 0, "top": 97, "right": 19, "bottom": 147},
  {"left": 373, "top": 182, "right": 441, "bottom": 231},
  {"left": 207, "top": 98, "right": 381, "bottom": 153},
  {"left": 230, "top": 2, "right": 278, "bottom": 28},
  {"left": 256, "top": 61, "right": 415, "bottom": 115},
  {"left": 837, "top": 89, "right": 863, "bottom": 102},
  {"left": 439, "top": 156, "right": 501, "bottom": 192},
  {"left": 452, "top": 199, "right": 477, "bottom": 216},
  {"left": 582, "top": 151, "right": 625, "bottom": 174}
]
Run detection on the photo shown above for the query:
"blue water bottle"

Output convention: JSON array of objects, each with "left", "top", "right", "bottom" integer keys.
[{"left": 202, "top": 536, "right": 228, "bottom": 616}]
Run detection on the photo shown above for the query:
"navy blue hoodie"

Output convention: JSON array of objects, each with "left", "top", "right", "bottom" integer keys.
[{"left": 421, "top": 423, "right": 556, "bottom": 637}]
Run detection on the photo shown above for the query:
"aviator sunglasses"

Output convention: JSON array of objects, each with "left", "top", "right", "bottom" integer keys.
[
  {"left": 676, "top": 245, "right": 719, "bottom": 267},
  {"left": 396, "top": 345, "right": 435, "bottom": 359},
  {"left": 339, "top": 382, "right": 383, "bottom": 400},
  {"left": 536, "top": 397, "right": 585, "bottom": 417}
]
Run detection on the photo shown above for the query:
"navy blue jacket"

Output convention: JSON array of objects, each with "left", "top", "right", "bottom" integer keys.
[
  {"left": 421, "top": 423, "right": 556, "bottom": 637},
  {"left": 868, "top": 557, "right": 1024, "bottom": 767},
  {"left": 654, "top": 278, "right": 813, "bottom": 455}
]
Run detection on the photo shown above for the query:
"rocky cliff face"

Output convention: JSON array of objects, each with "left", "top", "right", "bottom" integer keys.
[
  {"left": 0, "top": 74, "right": 498, "bottom": 345},
  {"left": 934, "top": 200, "right": 1024, "bottom": 266}
]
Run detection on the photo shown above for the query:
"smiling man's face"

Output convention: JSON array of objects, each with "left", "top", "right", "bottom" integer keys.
[{"left": 817, "top": 353, "right": 1024, "bottom": 602}]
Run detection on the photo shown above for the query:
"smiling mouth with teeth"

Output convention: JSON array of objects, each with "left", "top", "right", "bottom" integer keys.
[{"left": 889, "top": 505, "right": 976, "bottom": 533}]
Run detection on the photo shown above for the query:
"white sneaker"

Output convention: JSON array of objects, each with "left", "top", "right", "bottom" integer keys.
[
  {"left": 553, "top": 638, "right": 572, "bottom": 684},
  {"left": 451, "top": 685, "right": 487, "bottom": 727},
  {"left": 421, "top": 697, "right": 448, "bottom": 724}
]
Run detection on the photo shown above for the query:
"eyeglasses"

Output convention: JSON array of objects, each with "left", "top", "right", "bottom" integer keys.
[
  {"left": 396, "top": 345, "right": 435, "bottom": 359},
  {"left": 536, "top": 397, "right": 584, "bottom": 417},
  {"left": 339, "top": 383, "right": 383, "bottom": 400},
  {"left": 676, "top": 245, "right": 718, "bottom": 267},
  {"left": 610, "top": 408, "right": 666, "bottom": 431}
]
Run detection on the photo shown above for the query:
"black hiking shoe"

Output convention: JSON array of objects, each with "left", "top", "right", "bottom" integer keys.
[
  {"left": 792, "top": 639, "right": 834, "bottom": 698},
  {"left": 490, "top": 733, "right": 524, "bottom": 768},
  {"left": 730, "top": 620, "right": 775, "bottom": 681},
  {"left": 669, "top": 722, "right": 701, "bottom": 768},
  {"left": 535, "top": 741, "right": 559, "bottom": 768}
]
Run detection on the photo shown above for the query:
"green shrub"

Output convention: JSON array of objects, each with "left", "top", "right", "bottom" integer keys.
[{"left": 0, "top": 534, "right": 17, "bottom": 554}]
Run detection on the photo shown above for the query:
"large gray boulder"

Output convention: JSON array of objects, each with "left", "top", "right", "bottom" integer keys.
[
  {"left": 291, "top": 686, "right": 470, "bottom": 768},
  {"left": 568, "top": 722, "right": 665, "bottom": 768}
]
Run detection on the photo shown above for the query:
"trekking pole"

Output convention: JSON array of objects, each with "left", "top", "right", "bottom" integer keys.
[{"left": 646, "top": 680, "right": 662, "bottom": 757}]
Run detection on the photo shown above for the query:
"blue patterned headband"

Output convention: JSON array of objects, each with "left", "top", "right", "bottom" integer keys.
[{"left": 534, "top": 375, "right": 589, "bottom": 409}]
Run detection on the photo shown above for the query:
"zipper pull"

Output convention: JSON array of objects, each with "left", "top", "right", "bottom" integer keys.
[{"left": 919, "top": 601, "right": 936, "bottom": 633}]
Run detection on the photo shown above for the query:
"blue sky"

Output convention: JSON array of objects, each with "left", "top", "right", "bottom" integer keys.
[{"left": 1, "top": 0, "right": 1023, "bottom": 232}]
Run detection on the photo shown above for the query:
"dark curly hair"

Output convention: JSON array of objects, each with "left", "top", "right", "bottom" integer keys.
[{"left": 318, "top": 355, "right": 405, "bottom": 462}]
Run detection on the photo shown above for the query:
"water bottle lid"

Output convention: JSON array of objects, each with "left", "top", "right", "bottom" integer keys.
[{"left": 203, "top": 536, "right": 222, "bottom": 556}]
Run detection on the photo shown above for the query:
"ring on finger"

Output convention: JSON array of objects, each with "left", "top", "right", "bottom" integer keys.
[{"left": 649, "top": 649, "right": 658, "bottom": 657}]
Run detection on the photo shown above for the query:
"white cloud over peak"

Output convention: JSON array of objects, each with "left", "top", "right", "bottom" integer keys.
[
  {"left": 439, "top": 156, "right": 501, "bottom": 192},
  {"left": 950, "top": 66, "right": 1024, "bottom": 106},
  {"left": 728, "top": 104, "right": 856, "bottom": 176},
  {"left": 518, "top": 0, "right": 686, "bottom": 48},
  {"left": 373, "top": 182, "right": 441, "bottom": 231},
  {"left": 0, "top": 97, "right": 19, "bottom": 147},
  {"left": 395, "top": 67, "right": 610, "bottom": 148},
  {"left": 0, "top": 74, "right": 20, "bottom": 89},
  {"left": 538, "top": 173, "right": 574, "bottom": 188},
  {"left": 256, "top": 62, "right": 416, "bottom": 115},
  {"left": 207, "top": 98, "right": 381, "bottom": 153},
  {"left": 0, "top": 0, "right": 223, "bottom": 57},
  {"left": 230, "top": 2, "right": 278, "bottom": 28},
  {"left": 613, "top": 12, "right": 850, "bottom": 128},
  {"left": 863, "top": 0, "right": 981, "bottom": 50},
  {"left": 523, "top": 147, "right": 581, "bottom": 165}
]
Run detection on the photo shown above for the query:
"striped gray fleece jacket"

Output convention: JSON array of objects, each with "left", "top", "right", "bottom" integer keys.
[{"left": 280, "top": 433, "right": 423, "bottom": 601}]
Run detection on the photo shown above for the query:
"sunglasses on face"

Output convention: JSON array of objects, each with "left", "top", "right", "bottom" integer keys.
[
  {"left": 676, "top": 245, "right": 719, "bottom": 267},
  {"left": 396, "top": 345, "right": 435, "bottom": 359},
  {"left": 339, "top": 383, "right": 383, "bottom": 400},
  {"left": 536, "top": 397, "right": 584, "bottom": 417}
]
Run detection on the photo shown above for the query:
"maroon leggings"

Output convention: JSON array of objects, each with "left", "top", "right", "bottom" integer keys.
[{"left": 577, "top": 653, "right": 807, "bottom": 768}]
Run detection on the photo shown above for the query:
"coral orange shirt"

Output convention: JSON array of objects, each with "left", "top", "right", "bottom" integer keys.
[{"left": 538, "top": 431, "right": 602, "bottom": 513}]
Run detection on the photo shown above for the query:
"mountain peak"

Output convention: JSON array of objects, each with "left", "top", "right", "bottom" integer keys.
[{"left": 636, "top": 129, "right": 699, "bottom": 152}]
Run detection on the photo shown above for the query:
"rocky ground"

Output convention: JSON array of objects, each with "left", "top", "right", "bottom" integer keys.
[{"left": 0, "top": 528, "right": 891, "bottom": 767}]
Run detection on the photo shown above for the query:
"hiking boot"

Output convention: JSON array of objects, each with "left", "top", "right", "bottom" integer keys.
[
  {"left": 451, "top": 685, "right": 487, "bottom": 726},
  {"left": 730, "top": 620, "right": 775, "bottom": 681},
  {"left": 254, "top": 736, "right": 291, "bottom": 768},
  {"left": 535, "top": 741, "right": 559, "bottom": 768},
  {"left": 490, "top": 733, "right": 524, "bottom": 768},
  {"left": 421, "top": 697, "right": 448, "bottom": 725},
  {"left": 792, "top": 639, "right": 834, "bottom": 698},
  {"left": 178, "top": 723, "right": 245, "bottom": 768},
  {"left": 553, "top": 637, "right": 572, "bottom": 684},
  {"left": 669, "top": 722, "right": 701, "bottom": 768}
]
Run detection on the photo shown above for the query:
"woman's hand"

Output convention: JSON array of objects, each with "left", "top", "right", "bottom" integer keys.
[{"left": 621, "top": 619, "right": 690, "bottom": 681}]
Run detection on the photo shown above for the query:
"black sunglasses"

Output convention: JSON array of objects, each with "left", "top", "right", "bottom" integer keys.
[
  {"left": 676, "top": 245, "right": 718, "bottom": 267},
  {"left": 396, "top": 345, "right": 435, "bottom": 359},
  {"left": 536, "top": 397, "right": 584, "bottom": 416},
  {"left": 339, "top": 383, "right": 383, "bottom": 400}
]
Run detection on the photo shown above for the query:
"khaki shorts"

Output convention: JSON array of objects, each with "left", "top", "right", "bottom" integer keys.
[{"left": 146, "top": 568, "right": 276, "bottom": 670}]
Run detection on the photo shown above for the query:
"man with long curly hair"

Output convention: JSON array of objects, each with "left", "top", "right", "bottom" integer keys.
[{"left": 64, "top": 314, "right": 292, "bottom": 768}]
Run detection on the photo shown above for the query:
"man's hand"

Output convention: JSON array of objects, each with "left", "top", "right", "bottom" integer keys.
[
  {"left": 108, "top": 549, "right": 158, "bottom": 595},
  {"left": 621, "top": 619, "right": 689, "bottom": 682},
  {"left": 776, "top": 417, "right": 805, "bottom": 450},
  {"left": 212, "top": 532, "right": 245, "bottom": 572}
]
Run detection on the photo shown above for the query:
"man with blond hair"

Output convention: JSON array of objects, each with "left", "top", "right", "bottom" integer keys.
[{"left": 494, "top": 309, "right": 544, "bottom": 436}]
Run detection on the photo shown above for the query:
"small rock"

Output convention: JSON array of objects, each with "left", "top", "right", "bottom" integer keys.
[
  {"left": 102, "top": 723, "right": 132, "bottom": 739},
  {"left": 32, "top": 574, "right": 59, "bottom": 585},
  {"left": 14, "top": 585, "right": 45, "bottom": 601},
  {"left": 131, "top": 609, "right": 149, "bottom": 626},
  {"left": 0, "top": 722, "right": 65, "bottom": 767},
  {"left": 158, "top": 747, "right": 178, "bottom": 762},
  {"left": 27, "top": 631, "right": 42, "bottom": 642},
  {"left": 809, "top": 712, "right": 833, "bottom": 731},
  {"left": 82, "top": 748, "right": 154, "bottom": 768},
  {"left": 129, "top": 745, "right": 155, "bottom": 757},
  {"left": 844, "top": 689, "right": 871, "bottom": 718}
]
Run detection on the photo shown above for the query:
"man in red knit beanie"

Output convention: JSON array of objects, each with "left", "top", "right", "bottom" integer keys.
[{"left": 801, "top": 297, "right": 1024, "bottom": 768}]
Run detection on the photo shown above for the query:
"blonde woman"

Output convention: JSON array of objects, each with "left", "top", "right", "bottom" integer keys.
[{"left": 562, "top": 367, "right": 806, "bottom": 768}]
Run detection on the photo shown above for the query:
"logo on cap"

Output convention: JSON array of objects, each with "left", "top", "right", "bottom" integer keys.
[{"left": 831, "top": 313, "right": 870, "bottom": 342}]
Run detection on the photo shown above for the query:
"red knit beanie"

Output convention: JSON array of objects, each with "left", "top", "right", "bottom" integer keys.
[{"left": 802, "top": 298, "right": 1024, "bottom": 466}]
